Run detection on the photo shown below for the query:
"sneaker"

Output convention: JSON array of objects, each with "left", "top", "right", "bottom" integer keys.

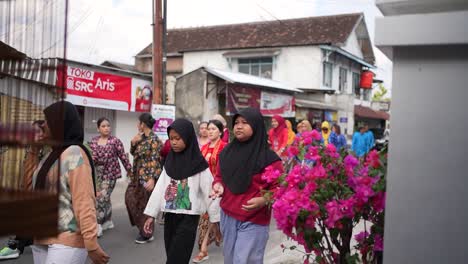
[
  {"left": 135, "top": 235, "right": 154, "bottom": 244},
  {"left": 101, "top": 220, "right": 114, "bottom": 231},
  {"left": 0, "top": 247, "right": 20, "bottom": 260},
  {"left": 97, "top": 224, "right": 103, "bottom": 238}
]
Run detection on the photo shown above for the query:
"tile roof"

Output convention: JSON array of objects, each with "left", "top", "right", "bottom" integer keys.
[
  {"left": 101, "top": 60, "right": 137, "bottom": 72},
  {"left": 137, "top": 13, "right": 362, "bottom": 56},
  {"left": 354, "top": 105, "right": 390, "bottom": 120}
]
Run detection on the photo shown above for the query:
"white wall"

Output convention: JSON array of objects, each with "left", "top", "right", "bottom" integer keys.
[
  {"left": 114, "top": 110, "right": 140, "bottom": 180},
  {"left": 183, "top": 46, "right": 324, "bottom": 90},
  {"left": 343, "top": 30, "right": 364, "bottom": 59},
  {"left": 183, "top": 50, "right": 231, "bottom": 74},
  {"left": 273, "top": 46, "right": 322, "bottom": 89}
]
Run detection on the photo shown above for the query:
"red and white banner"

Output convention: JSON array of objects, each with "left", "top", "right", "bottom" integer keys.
[
  {"left": 226, "top": 85, "right": 295, "bottom": 117},
  {"left": 57, "top": 65, "right": 152, "bottom": 112},
  {"left": 260, "top": 91, "right": 295, "bottom": 117}
]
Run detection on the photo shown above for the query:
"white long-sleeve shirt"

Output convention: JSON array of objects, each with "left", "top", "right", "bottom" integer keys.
[{"left": 144, "top": 168, "right": 220, "bottom": 223}]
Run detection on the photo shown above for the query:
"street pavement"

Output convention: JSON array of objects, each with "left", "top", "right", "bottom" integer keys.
[{"left": 1, "top": 181, "right": 304, "bottom": 264}]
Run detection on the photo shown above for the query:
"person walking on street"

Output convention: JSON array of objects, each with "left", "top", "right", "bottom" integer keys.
[
  {"left": 285, "top": 120, "right": 296, "bottom": 146},
  {"left": 89, "top": 117, "right": 132, "bottom": 237},
  {"left": 143, "top": 119, "right": 220, "bottom": 264},
  {"left": 29, "top": 101, "right": 109, "bottom": 264},
  {"left": 321, "top": 121, "right": 331, "bottom": 146},
  {"left": 364, "top": 124, "right": 375, "bottom": 152},
  {"left": 193, "top": 120, "right": 226, "bottom": 263},
  {"left": 125, "top": 113, "right": 163, "bottom": 244},
  {"left": 198, "top": 121, "right": 210, "bottom": 147},
  {"left": 268, "top": 115, "right": 288, "bottom": 157},
  {"left": 352, "top": 126, "right": 368, "bottom": 158},
  {"left": 213, "top": 114, "right": 230, "bottom": 143},
  {"left": 329, "top": 124, "right": 347, "bottom": 150},
  {"left": 0, "top": 120, "right": 48, "bottom": 260},
  {"left": 212, "top": 107, "right": 283, "bottom": 264}
]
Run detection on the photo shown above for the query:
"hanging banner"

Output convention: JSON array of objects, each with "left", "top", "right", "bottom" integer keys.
[
  {"left": 57, "top": 65, "right": 152, "bottom": 112},
  {"left": 226, "top": 85, "right": 295, "bottom": 117},
  {"left": 260, "top": 91, "right": 295, "bottom": 117},
  {"left": 151, "top": 104, "right": 175, "bottom": 141},
  {"left": 226, "top": 85, "right": 260, "bottom": 115}
]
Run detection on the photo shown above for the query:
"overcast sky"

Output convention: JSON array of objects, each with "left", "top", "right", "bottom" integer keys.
[{"left": 67, "top": 0, "right": 392, "bottom": 90}]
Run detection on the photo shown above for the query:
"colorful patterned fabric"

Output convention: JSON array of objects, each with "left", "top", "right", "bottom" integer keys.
[
  {"left": 200, "top": 140, "right": 226, "bottom": 177},
  {"left": 130, "top": 131, "right": 163, "bottom": 182},
  {"left": 89, "top": 136, "right": 132, "bottom": 180},
  {"left": 95, "top": 166, "right": 116, "bottom": 225}
]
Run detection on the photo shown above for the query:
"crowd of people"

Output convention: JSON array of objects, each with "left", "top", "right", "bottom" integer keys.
[{"left": 0, "top": 101, "right": 377, "bottom": 264}]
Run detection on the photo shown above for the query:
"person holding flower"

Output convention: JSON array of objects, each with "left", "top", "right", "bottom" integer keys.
[{"left": 211, "top": 107, "right": 283, "bottom": 264}]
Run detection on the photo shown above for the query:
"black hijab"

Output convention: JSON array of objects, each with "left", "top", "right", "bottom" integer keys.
[
  {"left": 219, "top": 107, "right": 280, "bottom": 194},
  {"left": 164, "top": 118, "right": 208, "bottom": 180},
  {"left": 35, "top": 101, "right": 95, "bottom": 192}
]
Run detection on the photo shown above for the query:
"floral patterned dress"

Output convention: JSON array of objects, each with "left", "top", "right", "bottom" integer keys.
[
  {"left": 125, "top": 131, "right": 162, "bottom": 237},
  {"left": 89, "top": 136, "right": 132, "bottom": 224}
]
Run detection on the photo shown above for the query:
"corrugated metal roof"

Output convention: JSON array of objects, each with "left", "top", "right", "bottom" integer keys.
[
  {"left": 203, "top": 67, "right": 302, "bottom": 93},
  {"left": 295, "top": 98, "right": 341, "bottom": 110}
]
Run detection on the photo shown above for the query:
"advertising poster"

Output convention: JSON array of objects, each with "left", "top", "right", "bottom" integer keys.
[
  {"left": 151, "top": 104, "right": 175, "bottom": 141},
  {"left": 57, "top": 65, "right": 152, "bottom": 112}
]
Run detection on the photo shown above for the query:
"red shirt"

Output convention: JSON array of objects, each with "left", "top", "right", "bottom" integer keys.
[{"left": 213, "top": 160, "right": 283, "bottom": 226}]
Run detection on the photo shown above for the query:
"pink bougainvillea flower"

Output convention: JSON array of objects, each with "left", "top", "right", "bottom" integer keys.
[
  {"left": 355, "top": 231, "right": 369, "bottom": 243},
  {"left": 366, "top": 150, "right": 381, "bottom": 169},
  {"left": 288, "top": 145, "right": 300, "bottom": 158},
  {"left": 344, "top": 154, "right": 359, "bottom": 169},
  {"left": 325, "top": 200, "right": 343, "bottom": 228},
  {"left": 354, "top": 185, "right": 375, "bottom": 204},
  {"left": 339, "top": 198, "right": 356, "bottom": 218},
  {"left": 373, "top": 234, "right": 384, "bottom": 251},
  {"left": 371, "top": 192, "right": 386, "bottom": 213},
  {"left": 261, "top": 165, "right": 282, "bottom": 183},
  {"left": 311, "top": 163, "right": 327, "bottom": 179}
]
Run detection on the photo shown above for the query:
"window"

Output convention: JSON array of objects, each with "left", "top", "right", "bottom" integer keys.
[
  {"left": 339, "top": 67, "right": 347, "bottom": 93},
  {"left": 323, "top": 62, "right": 333, "bottom": 87},
  {"left": 238, "top": 58, "right": 273, "bottom": 78},
  {"left": 353, "top": 72, "right": 361, "bottom": 99}
]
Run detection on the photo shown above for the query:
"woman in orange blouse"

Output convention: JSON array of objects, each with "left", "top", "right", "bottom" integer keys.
[{"left": 193, "top": 119, "right": 226, "bottom": 263}]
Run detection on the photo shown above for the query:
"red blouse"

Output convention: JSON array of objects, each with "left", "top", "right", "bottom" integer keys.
[{"left": 201, "top": 140, "right": 226, "bottom": 176}]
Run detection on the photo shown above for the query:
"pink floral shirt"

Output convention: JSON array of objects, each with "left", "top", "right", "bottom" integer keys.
[{"left": 89, "top": 135, "right": 132, "bottom": 180}]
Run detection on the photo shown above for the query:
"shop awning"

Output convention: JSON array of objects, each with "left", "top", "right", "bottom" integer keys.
[
  {"left": 320, "top": 45, "right": 376, "bottom": 69},
  {"left": 295, "top": 98, "right": 341, "bottom": 111},
  {"left": 354, "top": 105, "right": 390, "bottom": 120},
  {"left": 203, "top": 66, "right": 302, "bottom": 93}
]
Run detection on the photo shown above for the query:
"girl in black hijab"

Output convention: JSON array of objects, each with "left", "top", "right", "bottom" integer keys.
[
  {"left": 211, "top": 107, "right": 283, "bottom": 264},
  {"left": 143, "top": 119, "right": 220, "bottom": 264}
]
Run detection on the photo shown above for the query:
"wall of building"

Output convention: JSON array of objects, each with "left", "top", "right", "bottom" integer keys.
[
  {"left": 135, "top": 57, "right": 152, "bottom": 73},
  {"left": 175, "top": 69, "right": 207, "bottom": 127},
  {"left": 342, "top": 30, "right": 364, "bottom": 59},
  {"left": 383, "top": 45, "right": 468, "bottom": 263},
  {"left": 114, "top": 110, "right": 140, "bottom": 180},
  {"left": 167, "top": 56, "right": 183, "bottom": 74}
]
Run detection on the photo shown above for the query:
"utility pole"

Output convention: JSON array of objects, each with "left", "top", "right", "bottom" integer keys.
[
  {"left": 152, "top": 0, "right": 163, "bottom": 104},
  {"left": 162, "top": 0, "right": 167, "bottom": 105}
]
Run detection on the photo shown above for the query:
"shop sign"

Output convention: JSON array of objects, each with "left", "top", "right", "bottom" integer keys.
[{"left": 57, "top": 65, "right": 152, "bottom": 112}]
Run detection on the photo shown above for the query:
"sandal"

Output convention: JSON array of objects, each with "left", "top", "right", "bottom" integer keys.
[{"left": 192, "top": 251, "right": 209, "bottom": 263}]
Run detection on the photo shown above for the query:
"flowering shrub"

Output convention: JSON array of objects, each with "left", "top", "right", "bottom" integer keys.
[{"left": 263, "top": 130, "right": 387, "bottom": 264}]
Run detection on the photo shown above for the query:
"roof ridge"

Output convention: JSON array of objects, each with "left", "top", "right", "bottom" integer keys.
[{"left": 167, "top": 12, "right": 362, "bottom": 32}]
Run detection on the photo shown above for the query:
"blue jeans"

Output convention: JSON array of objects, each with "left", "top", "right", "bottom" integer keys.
[{"left": 220, "top": 210, "right": 269, "bottom": 264}]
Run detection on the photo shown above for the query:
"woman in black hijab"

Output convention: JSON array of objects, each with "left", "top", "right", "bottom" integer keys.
[
  {"left": 143, "top": 118, "right": 220, "bottom": 264},
  {"left": 32, "top": 101, "right": 109, "bottom": 264},
  {"left": 211, "top": 107, "right": 283, "bottom": 264}
]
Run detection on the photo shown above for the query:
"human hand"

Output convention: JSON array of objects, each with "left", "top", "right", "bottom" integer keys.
[
  {"left": 144, "top": 178, "right": 155, "bottom": 192},
  {"left": 143, "top": 217, "right": 154, "bottom": 235},
  {"left": 88, "top": 245, "right": 109, "bottom": 264},
  {"left": 210, "top": 183, "right": 224, "bottom": 199},
  {"left": 242, "top": 197, "right": 267, "bottom": 211}
]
